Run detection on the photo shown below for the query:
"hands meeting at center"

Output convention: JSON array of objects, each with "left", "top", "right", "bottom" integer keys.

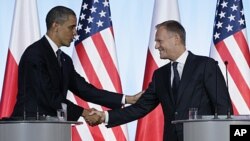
[
  {"left": 82, "top": 90, "right": 144, "bottom": 126},
  {"left": 82, "top": 108, "right": 105, "bottom": 126}
]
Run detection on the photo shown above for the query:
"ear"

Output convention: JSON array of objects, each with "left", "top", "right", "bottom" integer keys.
[
  {"left": 52, "top": 22, "right": 59, "bottom": 32},
  {"left": 174, "top": 33, "right": 181, "bottom": 43},
  {"left": 173, "top": 33, "right": 179, "bottom": 40},
  {"left": 173, "top": 33, "right": 181, "bottom": 46}
]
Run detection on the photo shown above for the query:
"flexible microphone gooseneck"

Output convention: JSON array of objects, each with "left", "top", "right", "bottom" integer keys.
[
  {"left": 23, "top": 61, "right": 27, "bottom": 120},
  {"left": 224, "top": 61, "right": 232, "bottom": 119}
]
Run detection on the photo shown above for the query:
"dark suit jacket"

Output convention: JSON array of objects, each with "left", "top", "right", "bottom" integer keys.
[
  {"left": 107, "top": 52, "right": 233, "bottom": 141},
  {"left": 12, "top": 36, "right": 123, "bottom": 121}
]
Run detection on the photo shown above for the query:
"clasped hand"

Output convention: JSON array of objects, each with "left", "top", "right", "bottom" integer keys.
[
  {"left": 82, "top": 108, "right": 105, "bottom": 126},
  {"left": 82, "top": 90, "right": 144, "bottom": 126}
]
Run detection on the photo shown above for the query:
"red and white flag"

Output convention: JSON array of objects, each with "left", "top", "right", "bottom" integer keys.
[
  {"left": 0, "top": 0, "right": 40, "bottom": 118},
  {"left": 210, "top": 0, "right": 250, "bottom": 114},
  {"left": 135, "top": 0, "right": 180, "bottom": 141},
  {"left": 67, "top": 0, "right": 128, "bottom": 140}
]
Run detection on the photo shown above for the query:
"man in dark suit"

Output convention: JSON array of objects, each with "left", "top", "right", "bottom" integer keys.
[
  {"left": 88, "top": 20, "right": 233, "bottom": 141},
  {"left": 11, "top": 6, "right": 141, "bottom": 121}
]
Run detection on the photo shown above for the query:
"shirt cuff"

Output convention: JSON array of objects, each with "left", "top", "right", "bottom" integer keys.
[
  {"left": 122, "top": 95, "right": 126, "bottom": 104},
  {"left": 104, "top": 111, "right": 109, "bottom": 123}
]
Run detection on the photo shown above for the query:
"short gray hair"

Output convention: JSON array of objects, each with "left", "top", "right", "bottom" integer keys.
[{"left": 156, "top": 20, "right": 186, "bottom": 45}]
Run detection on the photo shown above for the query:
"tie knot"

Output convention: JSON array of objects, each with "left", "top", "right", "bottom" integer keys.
[
  {"left": 56, "top": 49, "right": 62, "bottom": 57},
  {"left": 172, "top": 62, "right": 178, "bottom": 69}
]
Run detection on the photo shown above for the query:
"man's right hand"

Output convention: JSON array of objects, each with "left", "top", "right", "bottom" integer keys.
[
  {"left": 125, "top": 90, "right": 144, "bottom": 104},
  {"left": 82, "top": 108, "right": 105, "bottom": 126}
]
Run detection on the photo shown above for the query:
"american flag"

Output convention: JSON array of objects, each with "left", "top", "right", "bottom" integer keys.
[
  {"left": 68, "top": 0, "right": 128, "bottom": 140},
  {"left": 210, "top": 0, "right": 250, "bottom": 114}
]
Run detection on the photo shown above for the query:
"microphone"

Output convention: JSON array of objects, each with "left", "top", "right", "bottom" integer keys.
[
  {"left": 36, "top": 106, "right": 39, "bottom": 120},
  {"left": 224, "top": 61, "right": 228, "bottom": 88},
  {"left": 36, "top": 62, "right": 43, "bottom": 120},
  {"left": 213, "top": 61, "right": 219, "bottom": 119},
  {"left": 23, "top": 106, "right": 26, "bottom": 120},
  {"left": 23, "top": 61, "right": 27, "bottom": 120},
  {"left": 224, "top": 61, "right": 232, "bottom": 119}
]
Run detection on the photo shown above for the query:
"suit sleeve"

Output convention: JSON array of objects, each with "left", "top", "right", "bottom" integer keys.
[
  {"left": 203, "top": 59, "right": 233, "bottom": 114},
  {"left": 106, "top": 73, "right": 160, "bottom": 128},
  {"left": 66, "top": 59, "right": 123, "bottom": 119}
]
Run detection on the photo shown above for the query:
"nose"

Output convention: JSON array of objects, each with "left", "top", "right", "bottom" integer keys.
[
  {"left": 155, "top": 42, "right": 159, "bottom": 49},
  {"left": 73, "top": 28, "right": 77, "bottom": 36}
]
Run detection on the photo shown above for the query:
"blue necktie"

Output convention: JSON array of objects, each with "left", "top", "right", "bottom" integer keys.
[{"left": 172, "top": 62, "right": 180, "bottom": 102}]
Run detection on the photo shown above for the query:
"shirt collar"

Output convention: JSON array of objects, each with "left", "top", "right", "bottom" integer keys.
[
  {"left": 173, "top": 50, "right": 189, "bottom": 65},
  {"left": 45, "top": 34, "right": 59, "bottom": 56}
]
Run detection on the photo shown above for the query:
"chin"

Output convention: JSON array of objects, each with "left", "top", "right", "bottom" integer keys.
[
  {"left": 159, "top": 55, "right": 167, "bottom": 59},
  {"left": 64, "top": 43, "right": 71, "bottom": 47}
]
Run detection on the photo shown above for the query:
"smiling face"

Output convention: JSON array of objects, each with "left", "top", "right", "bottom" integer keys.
[
  {"left": 154, "top": 20, "right": 187, "bottom": 61},
  {"left": 155, "top": 26, "right": 178, "bottom": 60}
]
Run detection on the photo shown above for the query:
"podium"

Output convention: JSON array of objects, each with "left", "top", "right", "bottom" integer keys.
[
  {"left": 0, "top": 119, "right": 82, "bottom": 141},
  {"left": 172, "top": 115, "right": 250, "bottom": 141}
]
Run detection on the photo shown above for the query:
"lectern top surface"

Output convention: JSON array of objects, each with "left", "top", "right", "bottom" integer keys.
[
  {"left": 172, "top": 115, "right": 250, "bottom": 124},
  {"left": 0, "top": 116, "right": 82, "bottom": 125}
]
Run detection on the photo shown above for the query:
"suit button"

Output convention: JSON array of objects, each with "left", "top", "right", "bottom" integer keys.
[{"left": 175, "top": 112, "right": 178, "bottom": 115}]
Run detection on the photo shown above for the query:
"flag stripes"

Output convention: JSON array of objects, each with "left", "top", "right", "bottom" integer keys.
[
  {"left": 210, "top": 0, "right": 250, "bottom": 115},
  {"left": 233, "top": 31, "right": 250, "bottom": 66},
  {"left": 76, "top": 40, "right": 104, "bottom": 88},
  {"left": 0, "top": 0, "right": 40, "bottom": 118},
  {"left": 72, "top": 126, "right": 84, "bottom": 141},
  {"left": 215, "top": 33, "right": 250, "bottom": 110},
  {"left": 70, "top": 1, "right": 128, "bottom": 139},
  {"left": 93, "top": 29, "right": 122, "bottom": 92},
  {"left": 0, "top": 51, "right": 18, "bottom": 117},
  {"left": 142, "top": 50, "right": 158, "bottom": 89},
  {"left": 74, "top": 35, "right": 127, "bottom": 140},
  {"left": 210, "top": 44, "right": 247, "bottom": 115}
]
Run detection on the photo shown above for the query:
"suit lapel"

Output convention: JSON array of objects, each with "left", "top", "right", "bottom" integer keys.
[
  {"left": 176, "top": 52, "right": 196, "bottom": 105},
  {"left": 41, "top": 37, "right": 63, "bottom": 89},
  {"left": 60, "top": 52, "right": 69, "bottom": 95},
  {"left": 161, "top": 63, "right": 175, "bottom": 105}
]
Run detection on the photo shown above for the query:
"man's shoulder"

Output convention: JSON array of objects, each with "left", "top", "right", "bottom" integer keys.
[
  {"left": 189, "top": 52, "right": 215, "bottom": 63},
  {"left": 20, "top": 37, "right": 51, "bottom": 63},
  {"left": 154, "top": 62, "right": 171, "bottom": 73}
]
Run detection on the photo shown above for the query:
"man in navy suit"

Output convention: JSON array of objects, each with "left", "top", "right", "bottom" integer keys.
[
  {"left": 11, "top": 6, "right": 141, "bottom": 121},
  {"left": 88, "top": 20, "right": 233, "bottom": 141}
]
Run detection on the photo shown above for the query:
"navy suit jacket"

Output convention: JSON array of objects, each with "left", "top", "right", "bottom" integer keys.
[
  {"left": 107, "top": 52, "right": 233, "bottom": 141},
  {"left": 12, "top": 36, "right": 123, "bottom": 121}
]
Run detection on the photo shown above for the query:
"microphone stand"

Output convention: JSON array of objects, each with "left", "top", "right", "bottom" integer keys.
[
  {"left": 224, "top": 61, "right": 232, "bottom": 119},
  {"left": 213, "top": 61, "right": 219, "bottom": 119},
  {"left": 23, "top": 61, "right": 27, "bottom": 120}
]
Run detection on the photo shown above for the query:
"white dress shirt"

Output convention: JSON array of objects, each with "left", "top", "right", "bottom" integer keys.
[{"left": 171, "top": 50, "right": 189, "bottom": 86}]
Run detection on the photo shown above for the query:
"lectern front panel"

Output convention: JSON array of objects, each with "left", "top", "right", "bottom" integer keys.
[{"left": 0, "top": 121, "right": 75, "bottom": 141}]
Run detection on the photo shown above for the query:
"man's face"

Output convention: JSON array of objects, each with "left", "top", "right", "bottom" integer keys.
[
  {"left": 56, "top": 15, "right": 77, "bottom": 47},
  {"left": 154, "top": 27, "right": 176, "bottom": 60}
]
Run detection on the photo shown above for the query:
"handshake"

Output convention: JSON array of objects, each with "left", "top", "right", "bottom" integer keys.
[
  {"left": 82, "top": 108, "right": 106, "bottom": 126},
  {"left": 81, "top": 90, "right": 144, "bottom": 126}
]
